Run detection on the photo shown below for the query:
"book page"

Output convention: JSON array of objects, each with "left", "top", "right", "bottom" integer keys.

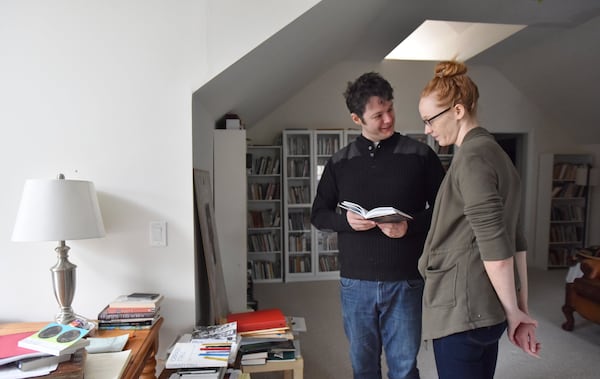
[{"left": 338, "top": 201, "right": 412, "bottom": 222}]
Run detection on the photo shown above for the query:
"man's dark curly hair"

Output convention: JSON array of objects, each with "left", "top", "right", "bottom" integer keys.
[{"left": 343, "top": 72, "right": 394, "bottom": 122}]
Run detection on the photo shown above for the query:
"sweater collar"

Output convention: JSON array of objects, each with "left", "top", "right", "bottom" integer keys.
[
  {"left": 462, "top": 126, "right": 491, "bottom": 145},
  {"left": 356, "top": 132, "right": 400, "bottom": 149}
]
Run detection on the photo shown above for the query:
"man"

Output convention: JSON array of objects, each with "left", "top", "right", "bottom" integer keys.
[{"left": 311, "top": 72, "right": 445, "bottom": 379}]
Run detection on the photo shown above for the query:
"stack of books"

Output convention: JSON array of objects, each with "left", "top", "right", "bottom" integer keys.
[
  {"left": 239, "top": 339, "right": 297, "bottom": 366},
  {"left": 227, "top": 308, "right": 289, "bottom": 337},
  {"left": 98, "top": 292, "right": 163, "bottom": 330},
  {"left": 165, "top": 322, "right": 238, "bottom": 372},
  {"left": 226, "top": 308, "right": 301, "bottom": 367}
]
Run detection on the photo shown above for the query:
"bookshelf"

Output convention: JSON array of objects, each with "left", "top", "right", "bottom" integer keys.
[
  {"left": 535, "top": 153, "right": 593, "bottom": 269},
  {"left": 283, "top": 130, "right": 313, "bottom": 281},
  {"left": 405, "top": 132, "right": 453, "bottom": 171},
  {"left": 282, "top": 129, "right": 359, "bottom": 282},
  {"left": 247, "top": 145, "right": 283, "bottom": 283}
]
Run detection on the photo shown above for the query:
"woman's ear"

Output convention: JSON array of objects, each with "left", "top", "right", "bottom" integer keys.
[{"left": 454, "top": 104, "right": 466, "bottom": 120}]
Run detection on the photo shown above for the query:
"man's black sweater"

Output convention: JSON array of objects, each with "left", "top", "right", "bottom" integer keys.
[{"left": 311, "top": 132, "right": 445, "bottom": 281}]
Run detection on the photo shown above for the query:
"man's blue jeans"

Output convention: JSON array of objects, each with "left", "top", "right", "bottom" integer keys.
[
  {"left": 340, "top": 277, "right": 423, "bottom": 379},
  {"left": 432, "top": 321, "right": 507, "bottom": 379}
]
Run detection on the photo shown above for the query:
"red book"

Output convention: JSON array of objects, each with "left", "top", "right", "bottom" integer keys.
[
  {"left": 226, "top": 308, "right": 287, "bottom": 333},
  {"left": 0, "top": 331, "right": 48, "bottom": 365}
]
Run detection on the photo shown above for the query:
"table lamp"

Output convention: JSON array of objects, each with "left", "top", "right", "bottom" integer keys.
[{"left": 12, "top": 173, "right": 105, "bottom": 324}]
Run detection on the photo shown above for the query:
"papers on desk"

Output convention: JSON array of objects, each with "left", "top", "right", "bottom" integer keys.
[
  {"left": 84, "top": 349, "right": 132, "bottom": 379},
  {"left": 168, "top": 367, "right": 226, "bottom": 378},
  {"left": 85, "top": 334, "right": 129, "bottom": 353},
  {"left": 166, "top": 340, "right": 232, "bottom": 369},
  {"left": 192, "top": 322, "right": 236, "bottom": 340},
  {"left": 0, "top": 362, "right": 60, "bottom": 378}
]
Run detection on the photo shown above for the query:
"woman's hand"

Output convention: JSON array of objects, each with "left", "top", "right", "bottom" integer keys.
[{"left": 512, "top": 321, "right": 541, "bottom": 358}]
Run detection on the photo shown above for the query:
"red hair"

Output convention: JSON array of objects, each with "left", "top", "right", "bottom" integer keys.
[{"left": 421, "top": 61, "right": 479, "bottom": 116}]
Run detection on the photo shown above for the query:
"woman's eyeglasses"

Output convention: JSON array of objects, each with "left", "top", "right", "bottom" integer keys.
[{"left": 423, "top": 107, "right": 451, "bottom": 127}]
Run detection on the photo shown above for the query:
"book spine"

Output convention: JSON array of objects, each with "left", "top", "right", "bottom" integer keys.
[
  {"left": 99, "top": 312, "right": 157, "bottom": 320},
  {"left": 98, "top": 320, "right": 153, "bottom": 327},
  {"left": 105, "top": 306, "right": 157, "bottom": 314},
  {"left": 108, "top": 303, "right": 158, "bottom": 309},
  {"left": 97, "top": 324, "right": 153, "bottom": 330}
]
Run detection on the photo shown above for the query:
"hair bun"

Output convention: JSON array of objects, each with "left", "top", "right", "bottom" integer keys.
[{"left": 434, "top": 60, "right": 467, "bottom": 78}]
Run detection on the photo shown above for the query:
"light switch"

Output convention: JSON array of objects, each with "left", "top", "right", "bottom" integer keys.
[{"left": 149, "top": 221, "right": 167, "bottom": 247}]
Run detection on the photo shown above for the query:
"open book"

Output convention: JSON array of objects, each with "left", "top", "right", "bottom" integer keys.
[{"left": 338, "top": 201, "right": 412, "bottom": 223}]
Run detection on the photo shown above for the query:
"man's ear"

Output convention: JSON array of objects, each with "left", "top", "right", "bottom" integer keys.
[{"left": 350, "top": 113, "right": 363, "bottom": 126}]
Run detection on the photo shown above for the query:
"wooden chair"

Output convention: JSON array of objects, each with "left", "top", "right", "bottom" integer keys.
[{"left": 562, "top": 247, "right": 600, "bottom": 331}]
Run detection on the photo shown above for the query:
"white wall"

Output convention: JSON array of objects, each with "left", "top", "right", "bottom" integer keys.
[
  {"left": 0, "top": 0, "right": 206, "bottom": 360},
  {"left": 248, "top": 59, "right": 596, "bottom": 267},
  {"left": 205, "top": 0, "right": 321, "bottom": 79},
  {"left": 0, "top": 0, "right": 316, "bottom": 363}
]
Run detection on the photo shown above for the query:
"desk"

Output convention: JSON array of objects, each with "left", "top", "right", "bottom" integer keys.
[
  {"left": 0, "top": 317, "right": 163, "bottom": 379},
  {"left": 241, "top": 357, "right": 303, "bottom": 379}
]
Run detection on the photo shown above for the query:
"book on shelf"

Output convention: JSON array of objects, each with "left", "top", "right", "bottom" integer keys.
[
  {"left": 338, "top": 200, "right": 413, "bottom": 223},
  {"left": 226, "top": 308, "right": 288, "bottom": 334},
  {"left": 238, "top": 327, "right": 291, "bottom": 338},
  {"left": 267, "top": 349, "right": 296, "bottom": 361},
  {"left": 17, "top": 322, "right": 90, "bottom": 356},
  {"left": 240, "top": 356, "right": 266, "bottom": 366},
  {"left": 234, "top": 338, "right": 296, "bottom": 368},
  {"left": 240, "top": 351, "right": 268, "bottom": 360},
  {"left": 240, "top": 351, "right": 267, "bottom": 366},
  {"left": 108, "top": 292, "right": 163, "bottom": 309},
  {"left": 238, "top": 339, "right": 295, "bottom": 355},
  {"left": 177, "top": 367, "right": 226, "bottom": 379}
]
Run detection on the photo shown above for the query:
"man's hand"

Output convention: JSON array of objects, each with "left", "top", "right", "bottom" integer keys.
[
  {"left": 346, "top": 211, "right": 377, "bottom": 231},
  {"left": 378, "top": 220, "right": 408, "bottom": 238}
]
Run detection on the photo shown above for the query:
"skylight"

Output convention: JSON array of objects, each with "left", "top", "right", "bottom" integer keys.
[{"left": 385, "top": 20, "right": 526, "bottom": 61}]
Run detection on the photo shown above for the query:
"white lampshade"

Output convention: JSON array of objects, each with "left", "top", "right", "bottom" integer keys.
[{"left": 12, "top": 177, "right": 105, "bottom": 242}]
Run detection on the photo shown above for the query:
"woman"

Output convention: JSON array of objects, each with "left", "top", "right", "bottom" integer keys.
[{"left": 417, "top": 61, "right": 541, "bottom": 379}]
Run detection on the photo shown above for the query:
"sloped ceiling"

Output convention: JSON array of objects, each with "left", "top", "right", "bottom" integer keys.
[{"left": 194, "top": 0, "right": 600, "bottom": 143}]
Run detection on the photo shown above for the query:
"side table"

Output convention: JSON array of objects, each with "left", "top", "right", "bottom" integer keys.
[{"left": 241, "top": 356, "right": 303, "bottom": 379}]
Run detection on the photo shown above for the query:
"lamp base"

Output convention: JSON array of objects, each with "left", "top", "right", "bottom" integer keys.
[
  {"left": 55, "top": 309, "right": 77, "bottom": 325},
  {"left": 58, "top": 313, "right": 97, "bottom": 331},
  {"left": 51, "top": 242, "right": 77, "bottom": 325}
]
